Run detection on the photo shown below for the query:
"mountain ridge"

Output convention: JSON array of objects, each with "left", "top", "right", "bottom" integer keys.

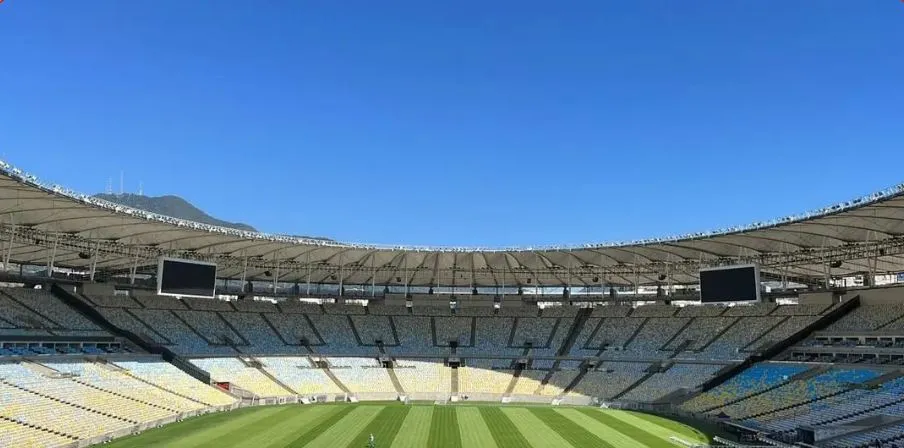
[{"left": 93, "top": 193, "right": 257, "bottom": 232}]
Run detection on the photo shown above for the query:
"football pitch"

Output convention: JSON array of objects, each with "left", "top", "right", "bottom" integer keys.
[{"left": 105, "top": 402, "right": 710, "bottom": 447}]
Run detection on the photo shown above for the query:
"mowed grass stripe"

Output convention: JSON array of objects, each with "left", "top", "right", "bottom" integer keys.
[
  {"left": 554, "top": 408, "right": 647, "bottom": 448},
  {"left": 478, "top": 407, "right": 531, "bottom": 448},
  {"left": 286, "top": 405, "right": 356, "bottom": 447},
  {"left": 303, "top": 406, "right": 384, "bottom": 448},
  {"left": 609, "top": 410, "right": 708, "bottom": 444},
  {"left": 456, "top": 407, "right": 498, "bottom": 448},
  {"left": 390, "top": 406, "right": 433, "bottom": 448},
  {"left": 346, "top": 405, "right": 410, "bottom": 448},
  {"left": 500, "top": 408, "right": 574, "bottom": 448},
  {"left": 239, "top": 406, "right": 342, "bottom": 448},
  {"left": 427, "top": 406, "right": 462, "bottom": 448},
  {"left": 529, "top": 408, "right": 614, "bottom": 448},
  {"left": 195, "top": 406, "right": 301, "bottom": 448},
  {"left": 626, "top": 411, "right": 710, "bottom": 443},
  {"left": 104, "top": 407, "right": 272, "bottom": 448},
  {"left": 578, "top": 408, "right": 664, "bottom": 447},
  {"left": 155, "top": 405, "right": 287, "bottom": 448}
]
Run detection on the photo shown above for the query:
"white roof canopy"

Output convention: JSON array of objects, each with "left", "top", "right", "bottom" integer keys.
[{"left": 2, "top": 162, "right": 904, "bottom": 287}]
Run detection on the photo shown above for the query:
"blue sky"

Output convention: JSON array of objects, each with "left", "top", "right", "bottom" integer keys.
[{"left": 1, "top": 1, "right": 902, "bottom": 248}]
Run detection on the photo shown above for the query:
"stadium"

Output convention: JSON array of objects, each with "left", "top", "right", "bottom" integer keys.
[
  {"left": 3, "top": 158, "right": 904, "bottom": 448},
  {"left": 2, "top": 2, "right": 902, "bottom": 447}
]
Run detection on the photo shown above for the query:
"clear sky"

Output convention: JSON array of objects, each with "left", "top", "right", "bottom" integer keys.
[{"left": 1, "top": 1, "right": 902, "bottom": 248}]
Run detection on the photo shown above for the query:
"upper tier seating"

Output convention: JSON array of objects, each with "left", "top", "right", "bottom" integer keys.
[
  {"left": 220, "top": 312, "right": 305, "bottom": 354},
  {"left": 412, "top": 306, "right": 450, "bottom": 316},
  {"left": 350, "top": 315, "right": 395, "bottom": 345},
  {"left": 825, "top": 304, "right": 904, "bottom": 332},
  {"left": 722, "top": 303, "right": 776, "bottom": 316},
  {"left": 389, "top": 316, "right": 439, "bottom": 355},
  {"left": 2, "top": 288, "right": 103, "bottom": 333},
  {"left": 631, "top": 305, "right": 678, "bottom": 318},
  {"left": 83, "top": 294, "right": 141, "bottom": 308},
  {"left": 540, "top": 306, "right": 579, "bottom": 317},
  {"left": 367, "top": 306, "right": 409, "bottom": 316},
  {"left": 183, "top": 297, "right": 233, "bottom": 311},
  {"left": 463, "top": 318, "right": 521, "bottom": 356},
  {"left": 676, "top": 305, "right": 727, "bottom": 317},
  {"left": 129, "top": 309, "right": 233, "bottom": 354},
  {"left": 455, "top": 306, "right": 495, "bottom": 317},
  {"left": 322, "top": 304, "right": 367, "bottom": 315},
  {"left": 133, "top": 295, "right": 187, "bottom": 310},
  {"left": 590, "top": 305, "right": 632, "bottom": 318},
  {"left": 231, "top": 299, "right": 278, "bottom": 313},
  {"left": 306, "top": 314, "right": 372, "bottom": 355},
  {"left": 277, "top": 301, "right": 322, "bottom": 314},
  {"left": 498, "top": 307, "right": 538, "bottom": 317}
]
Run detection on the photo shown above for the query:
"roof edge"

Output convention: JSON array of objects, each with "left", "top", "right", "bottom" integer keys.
[{"left": 2, "top": 158, "right": 903, "bottom": 252}]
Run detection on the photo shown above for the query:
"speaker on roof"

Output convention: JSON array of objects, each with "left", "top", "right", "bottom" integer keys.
[
  {"left": 264, "top": 270, "right": 272, "bottom": 277},
  {"left": 592, "top": 276, "right": 599, "bottom": 283},
  {"left": 658, "top": 274, "right": 667, "bottom": 281},
  {"left": 830, "top": 261, "right": 843, "bottom": 269},
  {"left": 396, "top": 277, "right": 402, "bottom": 282}
]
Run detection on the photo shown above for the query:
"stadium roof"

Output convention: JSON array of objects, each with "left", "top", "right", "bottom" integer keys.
[{"left": 3, "top": 159, "right": 904, "bottom": 287}]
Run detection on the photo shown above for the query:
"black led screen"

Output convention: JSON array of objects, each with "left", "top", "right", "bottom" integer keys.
[
  {"left": 699, "top": 265, "right": 759, "bottom": 303},
  {"left": 158, "top": 259, "right": 217, "bottom": 298}
]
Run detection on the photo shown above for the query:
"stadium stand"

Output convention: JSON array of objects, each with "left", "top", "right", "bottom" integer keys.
[
  {"left": 257, "top": 357, "right": 345, "bottom": 395},
  {"left": 4, "top": 282, "right": 904, "bottom": 446},
  {"left": 190, "top": 358, "right": 293, "bottom": 398},
  {"left": 393, "top": 359, "right": 451, "bottom": 396}
]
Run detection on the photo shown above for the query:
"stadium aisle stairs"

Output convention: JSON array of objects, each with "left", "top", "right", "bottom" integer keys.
[
  {"left": 612, "top": 364, "right": 658, "bottom": 400},
  {"left": 315, "top": 359, "right": 351, "bottom": 394},
  {"left": 387, "top": 365, "right": 406, "bottom": 395},
  {"left": 560, "top": 365, "right": 589, "bottom": 397},
  {"left": 503, "top": 368, "right": 522, "bottom": 397},
  {"left": 248, "top": 358, "right": 298, "bottom": 395},
  {"left": 451, "top": 366, "right": 459, "bottom": 396}
]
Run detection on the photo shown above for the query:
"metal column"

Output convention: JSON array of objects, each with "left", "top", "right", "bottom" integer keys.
[
  {"left": 3, "top": 222, "right": 15, "bottom": 269},
  {"left": 46, "top": 234, "right": 58, "bottom": 278},
  {"left": 89, "top": 242, "right": 100, "bottom": 282}
]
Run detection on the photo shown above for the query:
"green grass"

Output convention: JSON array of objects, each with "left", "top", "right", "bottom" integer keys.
[{"left": 104, "top": 403, "right": 710, "bottom": 448}]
